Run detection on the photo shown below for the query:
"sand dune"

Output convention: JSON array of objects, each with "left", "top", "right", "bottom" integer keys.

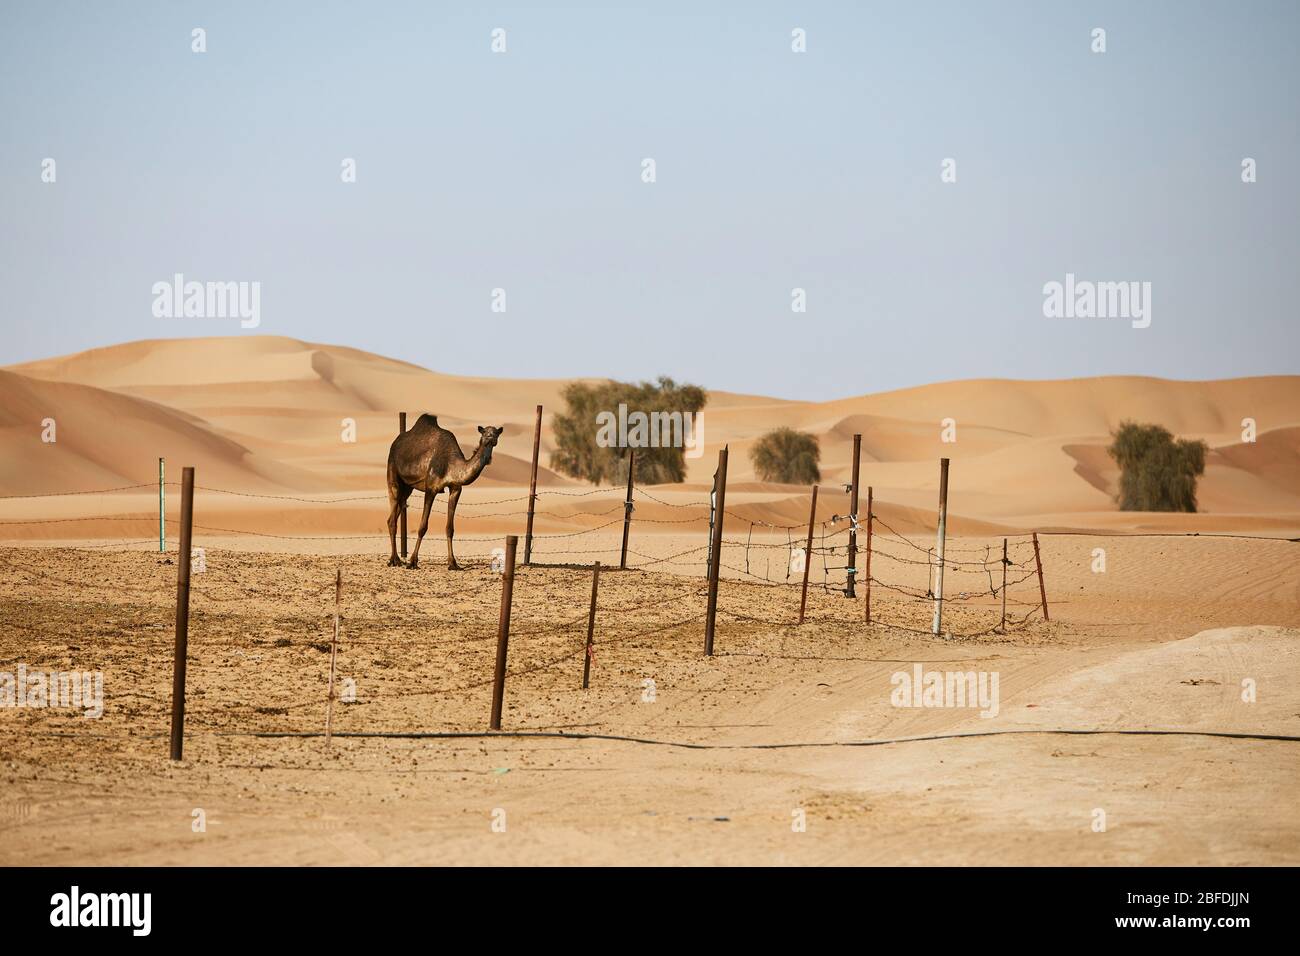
[
  {"left": 0, "top": 369, "right": 329, "bottom": 496},
  {"left": 4, "top": 336, "right": 1298, "bottom": 537}
]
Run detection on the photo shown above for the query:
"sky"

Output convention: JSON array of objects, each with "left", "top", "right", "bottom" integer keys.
[{"left": 1, "top": 1, "right": 1297, "bottom": 401}]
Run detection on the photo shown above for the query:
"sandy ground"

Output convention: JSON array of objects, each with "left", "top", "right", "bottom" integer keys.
[
  {"left": 2, "top": 336, "right": 1298, "bottom": 864},
  {"left": 1, "top": 533, "right": 1297, "bottom": 866}
]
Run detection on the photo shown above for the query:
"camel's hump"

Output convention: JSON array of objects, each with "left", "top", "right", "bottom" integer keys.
[{"left": 413, "top": 413, "right": 438, "bottom": 428}]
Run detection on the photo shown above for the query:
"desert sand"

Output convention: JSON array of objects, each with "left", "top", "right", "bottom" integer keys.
[
  {"left": 1, "top": 336, "right": 1297, "bottom": 865},
  {"left": 1, "top": 335, "right": 1298, "bottom": 537}
]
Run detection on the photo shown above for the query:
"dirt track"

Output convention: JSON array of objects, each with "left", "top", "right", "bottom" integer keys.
[{"left": 1, "top": 535, "right": 1297, "bottom": 865}]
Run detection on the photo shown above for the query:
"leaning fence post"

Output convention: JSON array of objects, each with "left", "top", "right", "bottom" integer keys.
[
  {"left": 846, "top": 434, "right": 861, "bottom": 598},
  {"left": 489, "top": 535, "right": 519, "bottom": 730},
  {"left": 168, "top": 466, "right": 195, "bottom": 761},
  {"left": 1032, "top": 531, "right": 1050, "bottom": 621},
  {"left": 704, "top": 446, "right": 728, "bottom": 656},
  {"left": 398, "top": 412, "right": 408, "bottom": 559},
  {"left": 524, "top": 405, "right": 542, "bottom": 565},
  {"left": 326, "top": 568, "right": 341, "bottom": 746},
  {"left": 999, "top": 538, "right": 1008, "bottom": 633},
  {"left": 158, "top": 457, "right": 165, "bottom": 552},
  {"left": 619, "top": 449, "right": 635, "bottom": 570},
  {"left": 582, "top": 561, "right": 601, "bottom": 689},
  {"left": 864, "top": 485, "right": 874, "bottom": 624},
  {"left": 798, "top": 485, "right": 818, "bottom": 624},
  {"left": 931, "top": 458, "right": 950, "bottom": 637}
]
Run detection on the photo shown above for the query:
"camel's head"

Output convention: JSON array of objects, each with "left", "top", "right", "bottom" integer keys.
[{"left": 476, "top": 425, "right": 504, "bottom": 465}]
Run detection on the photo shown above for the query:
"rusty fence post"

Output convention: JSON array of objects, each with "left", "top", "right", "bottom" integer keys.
[
  {"left": 999, "top": 538, "right": 1008, "bottom": 633},
  {"left": 704, "top": 446, "right": 728, "bottom": 656},
  {"left": 489, "top": 535, "right": 519, "bottom": 730},
  {"left": 798, "top": 485, "right": 818, "bottom": 624},
  {"left": 846, "top": 434, "right": 861, "bottom": 598},
  {"left": 582, "top": 561, "right": 601, "bottom": 689},
  {"left": 931, "top": 458, "right": 950, "bottom": 637},
  {"left": 1032, "top": 531, "right": 1049, "bottom": 622},
  {"left": 168, "top": 466, "right": 195, "bottom": 761},
  {"left": 864, "top": 485, "right": 873, "bottom": 624},
  {"left": 524, "top": 405, "right": 542, "bottom": 565},
  {"left": 619, "top": 449, "right": 635, "bottom": 570}
]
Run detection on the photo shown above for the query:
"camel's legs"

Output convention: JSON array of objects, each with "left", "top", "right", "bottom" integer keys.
[
  {"left": 385, "top": 465, "right": 412, "bottom": 567},
  {"left": 446, "top": 485, "right": 463, "bottom": 570},
  {"left": 406, "top": 490, "right": 437, "bottom": 569}
]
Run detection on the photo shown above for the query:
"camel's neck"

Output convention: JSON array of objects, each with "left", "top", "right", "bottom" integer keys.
[{"left": 449, "top": 442, "right": 492, "bottom": 485}]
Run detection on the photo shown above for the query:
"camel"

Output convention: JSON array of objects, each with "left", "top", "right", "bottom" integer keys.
[{"left": 385, "top": 415, "right": 503, "bottom": 570}]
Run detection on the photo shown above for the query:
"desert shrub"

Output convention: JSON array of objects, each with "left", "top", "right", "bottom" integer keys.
[
  {"left": 749, "top": 427, "right": 821, "bottom": 485},
  {"left": 1107, "top": 421, "right": 1207, "bottom": 512},
  {"left": 550, "top": 376, "right": 707, "bottom": 485}
]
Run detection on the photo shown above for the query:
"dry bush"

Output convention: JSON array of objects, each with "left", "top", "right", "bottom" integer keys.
[{"left": 1107, "top": 421, "right": 1207, "bottom": 512}]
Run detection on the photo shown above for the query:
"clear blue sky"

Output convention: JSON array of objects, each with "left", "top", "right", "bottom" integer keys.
[{"left": 2, "top": 1, "right": 1296, "bottom": 400}]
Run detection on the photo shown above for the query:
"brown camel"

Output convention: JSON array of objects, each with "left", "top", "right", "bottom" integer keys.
[{"left": 386, "top": 415, "right": 503, "bottom": 569}]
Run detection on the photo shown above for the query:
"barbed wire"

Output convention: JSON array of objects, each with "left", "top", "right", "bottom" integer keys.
[
  {"left": 6, "top": 461, "right": 1292, "bottom": 736},
  {"left": 7, "top": 476, "right": 1296, "bottom": 730},
  {"left": 6, "top": 511, "right": 1258, "bottom": 735},
  {"left": 0, "top": 483, "right": 156, "bottom": 500},
  {"left": 633, "top": 488, "right": 709, "bottom": 509},
  {"left": 7, "top": 477, "right": 1293, "bottom": 543}
]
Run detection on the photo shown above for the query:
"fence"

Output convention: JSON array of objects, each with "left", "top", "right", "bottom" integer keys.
[
  {"left": 0, "top": 468, "right": 1050, "bottom": 631},
  {"left": 4, "top": 420, "right": 1294, "bottom": 760}
]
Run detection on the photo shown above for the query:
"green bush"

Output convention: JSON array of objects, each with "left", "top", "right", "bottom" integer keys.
[
  {"left": 749, "top": 428, "right": 821, "bottom": 485},
  {"left": 550, "top": 376, "right": 707, "bottom": 485},
  {"left": 1107, "top": 421, "right": 1207, "bottom": 512}
]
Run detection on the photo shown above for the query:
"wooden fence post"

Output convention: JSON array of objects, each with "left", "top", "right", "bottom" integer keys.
[
  {"left": 489, "top": 535, "right": 519, "bottom": 730},
  {"left": 999, "top": 538, "right": 1008, "bottom": 633},
  {"left": 168, "top": 466, "right": 195, "bottom": 761},
  {"left": 582, "top": 562, "right": 601, "bottom": 689},
  {"left": 703, "top": 446, "right": 728, "bottom": 656},
  {"left": 864, "top": 486, "right": 873, "bottom": 623},
  {"left": 846, "top": 434, "right": 861, "bottom": 598},
  {"left": 798, "top": 485, "right": 818, "bottom": 624},
  {"left": 931, "top": 458, "right": 950, "bottom": 637},
  {"left": 524, "top": 405, "right": 542, "bottom": 565},
  {"left": 620, "top": 449, "right": 635, "bottom": 570},
  {"left": 1032, "top": 532, "right": 1050, "bottom": 621},
  {"left": 158, "top": 457, "right": 165, "bottom": 553},
  {"left": 326, "top": 569, "right": 341, "bottom": 746},
  {"left": 398, "top": 412, "right": 408, "bottom": 559}
]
